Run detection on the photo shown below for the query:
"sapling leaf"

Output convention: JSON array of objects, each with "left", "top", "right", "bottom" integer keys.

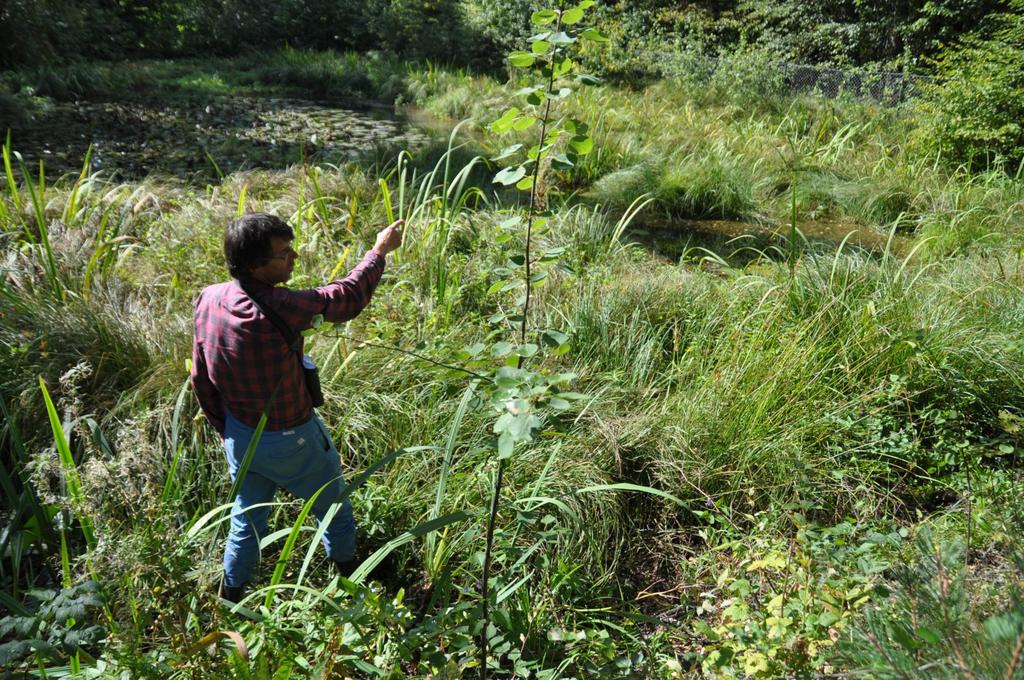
[
  {"left": 494, "top": 166, "right": 527, "bottom": 186},
  {"left": 490, "top": 144, "right": 523, "bottom": 161},
  {"left": 516, "top": 175, "right": 535, "bottom": 191},
  {"left": 565, "top": 119, "right": 589, "bottom": 135},
  {"left": 562, "top": 6, "right": 585, "bottom": 24},
  {"left": 512, "top": 115, "right": 537, "bottom": 131},
  {"left": 495, "top": 367, "right": 520, "bottom": 388},
  {"left": 549, "top": 397, "right": 571, "bottom": 410},
  {"left": 551, "top": 153, "right": 575, "bottom": 170},
  {"left": 509, "top": 51, "right": 536, "bottom": 68},
  {"left": 463, "top": 343, "right": 485, "bottom": 358},
  {"left": 517, "top": 344, "right": 539, "bottom": 357},
  {"left": 490, "top": 107, "right": 520, "bottom": 134},
  {"left": 531, "top": 40, "right": 550, "bottom": 55},
  {"left": 580, "top": 28, "right": 609, "bottom": 42},
  {"left": 531, "top": 9, "right": 557, "bottom": 25},
  {"left": 570, "top": 135, "right": 594, "bottom": 155},
  {"left": 492, "top": 342, "right": 513, "bottom": 357},
  {"left": 540, "top": 329, "right": 573, "bottom": 348},
  {"left": 498, "top": 432, "right": 514, "bottom": 459},
  {"left": 549, "top": 31, "right": 574, "bottom": 46}
]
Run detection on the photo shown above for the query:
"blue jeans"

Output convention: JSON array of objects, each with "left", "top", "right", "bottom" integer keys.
[{"left": 222, "top": 411, "right": 356, "bottom": 587}]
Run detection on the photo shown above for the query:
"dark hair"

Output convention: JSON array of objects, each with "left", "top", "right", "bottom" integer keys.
[{"left": 224, "top": 212, "right": 294, "bottom": 278}]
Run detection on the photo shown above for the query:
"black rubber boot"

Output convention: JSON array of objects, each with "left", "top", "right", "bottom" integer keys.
[
  {"left": 219, "top": 581, "right": 246, "bottom": 603},
  {"left": 333, "top": 558, "right": 358, "bottom": 579}
]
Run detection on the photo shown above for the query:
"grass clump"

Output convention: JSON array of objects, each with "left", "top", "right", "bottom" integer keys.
[{"left": 2, "top": 52, "right": 1024, "bottom": 678}]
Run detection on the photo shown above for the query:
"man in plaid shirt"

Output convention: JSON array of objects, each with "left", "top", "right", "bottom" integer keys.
[{"left": 191, "top": 212, "right": 403, "bottom": 602}]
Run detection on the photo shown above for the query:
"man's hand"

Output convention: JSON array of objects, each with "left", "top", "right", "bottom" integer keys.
[{"left": 373, "top": 220, "right": 404, "bottom": 256}]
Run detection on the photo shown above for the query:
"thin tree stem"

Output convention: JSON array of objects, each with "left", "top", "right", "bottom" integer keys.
[
  {"left": 479, "top": 457, "right": 506, "bottom": 680},
  {"left": 482, "top": 6, "right": 566, "bottom": 678}
]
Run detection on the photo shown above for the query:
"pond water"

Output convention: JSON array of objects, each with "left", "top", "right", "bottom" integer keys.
[
  {"left": 9, "top": 93, "right": 430, "bottom": 182},
  {"left": 639, "top": 217, "right": 912, "bottom": 262}
]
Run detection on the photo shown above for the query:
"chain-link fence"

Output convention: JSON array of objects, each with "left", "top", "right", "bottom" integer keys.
[
  {"left": 656, "top": 52, "right": 938, "bottom": 106},
  {"left": 774, "top": 61, "right": 935, "bottom": 104}
]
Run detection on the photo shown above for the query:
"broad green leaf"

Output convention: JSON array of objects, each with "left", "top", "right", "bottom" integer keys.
[
  {"left": 531, "top": 9, "right": 557, "bottom": 25},
  {"left": 562, "top": 6, "right": 585, "bottom": 24},
  {"left": 492, "top": 342, "right": 513, "bottom": 357},
  {"left": 491, "top": 144, "right": 523, "bottom": 161},
  {"left": 517, "top": 344, "right": 539, "bottom": 357},
  {"left": 516, "top": 175, "right": 535, "bottom": 191},
  {"left": 553, "top": 57, "right": 574, "bottom": 78},
  {"left": 531, "top": 40, "right": 550, "bottom": 55},
  {"left": 565, "top": 119, "right": 589, "bottom": 135},
  {"left": 494, "top": 166, "right": 527, "bottom": 186},
  {"left": 463, "top": 342, "right": 485, "bottom": 358},
  {"left": 509, "top": 51, "right": 536, "bottom": 68},
  {"left": 542, "top": 330, "right": 570, "bottom": 347},
  {"left": 570, "top": 135, "right": 594, "bottom": 155},
  {"left": 551, "top": 153, "right": 574, "bottom": 170},
  {"left": 490, "top": 107, "right": 520, "bottom": 134},
  {"left": 497, "top": 432, "right": 515, "bottom": 459},
  {"left": 512, "top": 115, "right": 537, "bottom": 131},
  {"left": 580, "top": 28, "right": 609, "bottom": 42},
  {"left": 548, "top": 31, "right": 574, "bottom": 46},
  {"left": 549, "top": 397, "right": 571, "bottom": 410},
  {"left": 541, "top": 246, "right": 566, "bottom": 261},
  {"left": 527, "top": 90, "right": 545, "bottom": 106},
  {"left": 495, "top": 367, "right": 521, "bottom": 388},
  {"left": 576, "top": 73, "right": 602, "bottom": 85},
  {"left": 529, "top": 271, "right": 548, "bottom": 284},
  {"left": 514, "top": 85, "right": 542, "bottom": 98},
  {"left": 494, "top": 412, "right": 514, "bottom": 434}
]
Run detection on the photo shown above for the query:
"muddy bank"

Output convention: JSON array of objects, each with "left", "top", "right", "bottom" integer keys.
[{"left": 637, "top": 217, "right": 912, "bottom": 263}]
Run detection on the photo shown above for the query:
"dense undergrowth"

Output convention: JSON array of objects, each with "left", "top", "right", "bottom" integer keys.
[{"left": 2, "top": 44, "right": 1024, "bottom": 678}]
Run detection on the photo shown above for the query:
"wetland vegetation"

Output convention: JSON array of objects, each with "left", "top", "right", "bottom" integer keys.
[{"left": 2, "top": 1, "right": 1024, "bottom": 678}]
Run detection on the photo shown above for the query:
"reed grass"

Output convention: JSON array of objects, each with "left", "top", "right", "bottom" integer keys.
[{"left": 2, "top": 55, "right": 1024, "bottom": 678}]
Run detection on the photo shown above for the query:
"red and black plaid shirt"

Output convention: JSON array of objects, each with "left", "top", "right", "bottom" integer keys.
[{"left": 191, "top": 250, "right": 385, "bottom": 435}]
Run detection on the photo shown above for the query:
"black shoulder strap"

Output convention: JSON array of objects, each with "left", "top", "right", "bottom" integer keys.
[{"left": 238, "top": 280, "right": 301, "bottom": 355}]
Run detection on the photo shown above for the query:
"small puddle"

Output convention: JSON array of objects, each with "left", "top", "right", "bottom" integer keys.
[
  {"left": 637, "top": 217, "right": 912, "bottom": 263},
  {"left": 9, "top": 93, "right": 430, "bottom": 182}
]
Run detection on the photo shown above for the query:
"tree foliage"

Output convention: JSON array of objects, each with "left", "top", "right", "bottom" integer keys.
[{"left": 915, "top": 0, "right": 1024, "bottom": 168}]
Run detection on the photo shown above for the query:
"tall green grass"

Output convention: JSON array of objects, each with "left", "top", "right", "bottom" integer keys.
[{"left": 3, "top": 55, "right": 1024, "bottom": 677}]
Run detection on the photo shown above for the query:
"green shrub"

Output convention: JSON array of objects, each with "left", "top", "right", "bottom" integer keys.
[{"left": 915, "top": 1, "right": 1024, "bottom": 169}]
